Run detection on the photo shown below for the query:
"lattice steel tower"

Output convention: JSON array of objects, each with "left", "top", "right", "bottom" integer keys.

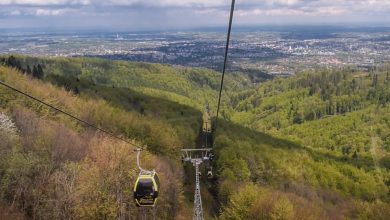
[
  {"left": 193, "top": 159, "right": 204, "bottom": 220},
  {"left": 181, "top": 149, "right": 213, "bottom": 220}
]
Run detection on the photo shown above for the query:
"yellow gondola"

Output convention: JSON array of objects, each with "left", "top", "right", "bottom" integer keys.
[
  {"left": 133, "top": 149, "right": 160, "bottom": 207},
  {"left": 133, "top": 172, "right": 160, "bottom": 207}
]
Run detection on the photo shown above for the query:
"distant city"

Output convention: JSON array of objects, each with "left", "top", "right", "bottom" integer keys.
[{"left": 1, "top": 26, "right": 390, "bottom": 76}]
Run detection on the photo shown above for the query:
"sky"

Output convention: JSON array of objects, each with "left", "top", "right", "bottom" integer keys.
[{"left": 0, "top": 0, "right": 389, "bottom": 31}]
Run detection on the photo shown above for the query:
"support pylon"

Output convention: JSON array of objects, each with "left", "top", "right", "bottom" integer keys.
[{"left": 193, "top": 160, "right": 204, "bottom": 220}]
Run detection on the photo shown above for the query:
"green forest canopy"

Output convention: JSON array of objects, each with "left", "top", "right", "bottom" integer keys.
[{"left": 1, "top": 55, "right": 390, "bottom": 219}]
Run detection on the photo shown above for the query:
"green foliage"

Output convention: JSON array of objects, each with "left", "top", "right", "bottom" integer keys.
[
  {"left": 1, "top": 55, "right": 248, "bottom": 110},
  {"left": 270, "top": 196, "right": 294, "bottom": 220},
  {"left": 1, "top": 56, "right": 390, "bottom": 219},
  {"left": 380, "top": 156, "right": 390, "bottom": 169},
  {"left": 32, "top": 64, "right": 44, "bottom": 79},
  {"left": 216, "top": 68, "right": 390, "bottom": 219},
  {"left": 220, "top": 184, "right": 322, "bottom": 220},
  {"left": 355, "top": 200, "right": 390, "bottom": 220}
]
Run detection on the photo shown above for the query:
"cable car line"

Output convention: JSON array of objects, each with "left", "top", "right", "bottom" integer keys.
[
  {"left": 182, "top": 1, "right": 236, "bottom": 219},
  {"left": 215, "top": 0, "right": 235, "bottom": 133},
  {"left": 0, "top": 80, "right": 144, "bottom": 150},
  {"left": 136, "top": 149, "right": 155, "bottom": 175}
]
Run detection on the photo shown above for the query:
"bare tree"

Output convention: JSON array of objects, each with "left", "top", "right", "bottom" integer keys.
[
  {"left": 0, "top": 112, "right": 18, "bottom": 134},
  {"left": 0, "top": 112, "right": 18, "bottom": 153}
]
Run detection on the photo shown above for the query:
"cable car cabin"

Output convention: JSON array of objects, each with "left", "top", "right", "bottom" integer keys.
[
  {"left": 202, "top": 111, "right": 212, "bottom": 133},
  {"left": 134, "top": 172, "right": 160, "bottom": 207}
]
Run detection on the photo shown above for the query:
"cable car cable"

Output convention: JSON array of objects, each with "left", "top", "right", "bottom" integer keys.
[
  {"left": 215, "top": 0, "right": 235, "bottom": 133},
  {"left": 0, "top": 80, "right": 144, "bottom": 150}
]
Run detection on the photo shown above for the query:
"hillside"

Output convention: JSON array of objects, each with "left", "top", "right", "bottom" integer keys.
[
  {"left": 0, "top": 55, "right": 249, "bottom": 110},
  {"left": 1, "top": 55, "right": 250, "bottom": 149},
  {"left": 0, "top": 65, "right": 193, "bottom": 219},
  {"left": 216, "top": 67, "right": 390, "bottom": 218},
  {"left": 1, "top": 56, "right": 390, "bottom": 219},
  {"left": 228, "top": 68, "right": 390, "bottom": 172}
]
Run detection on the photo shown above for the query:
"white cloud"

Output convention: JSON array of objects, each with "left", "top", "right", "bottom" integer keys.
[
  {"left": 0, "top": 0, "right": 90, "bottom": 5},
  {"left": 0, "top": 0, "right": 389, "bottom": 28},
  {"left": 0, "top": 0, "right": 389, "bottom": 10},
  {"left": 35, "top": 8, "right": 66, "bottom": 16},
  {"left": 10, "top": 9, "right": 21, "bottom": 15}
]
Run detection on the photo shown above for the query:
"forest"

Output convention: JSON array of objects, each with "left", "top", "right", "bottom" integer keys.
[{"left": 1, "top": 55, "right": 390, "bottom": 219}]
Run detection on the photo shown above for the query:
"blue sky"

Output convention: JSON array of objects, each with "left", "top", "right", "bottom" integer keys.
[{"left": 0, "top": 0, "right": 389, "bottom": 31}]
